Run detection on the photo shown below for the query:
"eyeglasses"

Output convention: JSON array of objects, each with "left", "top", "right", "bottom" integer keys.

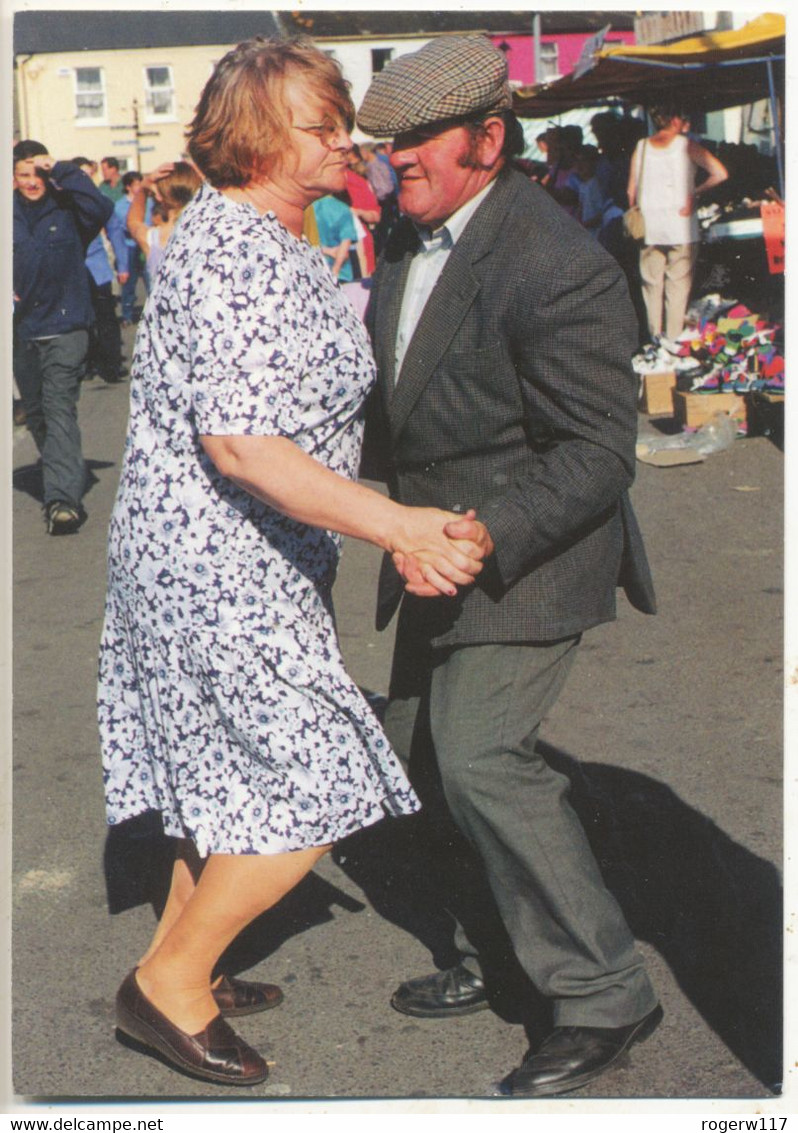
[{"left": 292, "top": 115, "right": 349, "bottom": 147}]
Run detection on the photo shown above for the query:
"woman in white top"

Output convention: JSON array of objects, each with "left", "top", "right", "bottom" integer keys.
[
  {"left": 126, "top": 161, "right": 202, "bottom": 279},
  {"left": 627, "top": 105, "right": 728, "bottom": 341}
]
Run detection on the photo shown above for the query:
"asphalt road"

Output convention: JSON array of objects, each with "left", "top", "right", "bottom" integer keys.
[{"left": 7, "top": 321, "right": 789, "bottom": 1111}]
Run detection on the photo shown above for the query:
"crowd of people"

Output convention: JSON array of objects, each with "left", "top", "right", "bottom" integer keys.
[
  {"left": 12, "top": 145, "right": 202, "bottom": 534},
  {"left": 14, "top": 31, "right": 750, "bottom": 1099},
  {"left": 523, "top": 110, "right": 730, "bottom": 347}
]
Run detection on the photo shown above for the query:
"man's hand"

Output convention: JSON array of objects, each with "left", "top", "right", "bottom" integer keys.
[
  {"left": 33, "top": 155, "right": 55, "bottom": 177},
  {"left": 443, "top": 513, "right": 495, "bottom": 559},
  {"left": 393, "top": 509, "right": 494, "bottom": 597}
]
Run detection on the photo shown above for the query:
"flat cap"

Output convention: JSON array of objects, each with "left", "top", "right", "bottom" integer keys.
[{"left": 358, "top": 35, "right": 512, "bottom": 138}]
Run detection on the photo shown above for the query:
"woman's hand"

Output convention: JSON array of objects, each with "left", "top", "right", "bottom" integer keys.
[
  {"left": 391, "top": 509, "right": 493, "bottom": 598},
  {"left": 142, "top": 163, "right": 175, "bottom": 199}
]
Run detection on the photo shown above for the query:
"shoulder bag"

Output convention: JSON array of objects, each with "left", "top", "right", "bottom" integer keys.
[{"left": 623, "top": 140, "right": 647, "bottom": 241}]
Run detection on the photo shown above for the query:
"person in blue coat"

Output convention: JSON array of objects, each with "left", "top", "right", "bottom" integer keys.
[
  {"left": 13, "top": 139, "right": 114, "bottom": 534},
  {"left": 74, "top": 158, "right": 130, "bottom": 383}
]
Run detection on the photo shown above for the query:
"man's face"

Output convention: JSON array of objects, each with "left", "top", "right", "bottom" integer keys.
[
  {"left": 101, "top": 160, "right": 118, "bottom": 183},
  {"left": 13, "top": 157, "right": 48, "bottom": 202},
  {"left": 390, "top": 121, "right": 496, "bottom": 229}
]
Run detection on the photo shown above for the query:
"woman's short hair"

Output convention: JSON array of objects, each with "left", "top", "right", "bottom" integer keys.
[
  {"left": 650, "top": 103, "right": 689, "bottom": 130},
  {"left": 156, "top": 161, "right": 202, "bottom": 214},
  {"left": 186, "top": 36, "right": 354, "bottom": 188}
]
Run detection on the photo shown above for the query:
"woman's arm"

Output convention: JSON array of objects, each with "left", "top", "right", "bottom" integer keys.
[
  {"left": 125, "top": 180, "right": 152, "bottom": 257},
  {"left": 626, "top": 144, "right": 640, "bottom": 208},
  {"left": 326, "top": 239, "right": 351, "bottom": 279},
  {"left": 351, "top": 205, "right": 381, "bottom": 226},
  {"left": 683, "top": 141, "right": 729, "bottom": 215},
  {"left": 127, "top": 164, "right": 175, "bottom": 255},
  {"left": 200, "top": 433, "right": 489, "bottom": 595}
]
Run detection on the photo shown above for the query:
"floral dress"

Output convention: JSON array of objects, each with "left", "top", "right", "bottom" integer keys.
[{"left": 97, "top": 183, "right": 419, "bottom": 857}]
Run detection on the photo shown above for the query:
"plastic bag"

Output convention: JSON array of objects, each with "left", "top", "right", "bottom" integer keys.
[
  {"left": 688, "top": 412, "right": 737, "bottom": 454},
  {"left": 636, "top": 411, "right": 737, "bottom": 464}
]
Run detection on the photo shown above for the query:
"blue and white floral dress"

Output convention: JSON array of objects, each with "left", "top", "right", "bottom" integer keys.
[{"left": 97, "top": 183, "right": 419, "bottom": 857}]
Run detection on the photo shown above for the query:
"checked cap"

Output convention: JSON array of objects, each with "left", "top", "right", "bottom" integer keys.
[{"left": 358, "top": 35, "right": 512, "bottom": 138}]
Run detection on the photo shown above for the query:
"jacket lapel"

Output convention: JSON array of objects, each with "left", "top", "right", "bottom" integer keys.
[
  {"left": 384, "top": 172, "right": 522, "bottom": 440},
  {"left": 372, "top": 230, "right": 414, "bottom": 403}
]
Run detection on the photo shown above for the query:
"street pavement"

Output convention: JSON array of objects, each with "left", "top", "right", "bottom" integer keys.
[{"left": 8, "top": 320, "right": 789, "bottom": 1109}]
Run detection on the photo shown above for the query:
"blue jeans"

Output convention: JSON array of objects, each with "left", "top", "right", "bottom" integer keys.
[{"left": 13, "top": 329, "right": 88, "bottom": 508}]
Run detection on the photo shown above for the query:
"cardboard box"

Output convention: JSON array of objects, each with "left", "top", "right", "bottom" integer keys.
[
  {"left": 639, "top": 371, "right": 676, "bottom": 416},
  {"left": 673, "top": 390, "right": 747, "bottom": 429}
]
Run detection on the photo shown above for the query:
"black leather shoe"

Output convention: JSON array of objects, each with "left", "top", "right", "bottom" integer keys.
[
  {"left": 116, "top": 970, "right": 269, "bottom": 1085},
  {"left": 391, "top": 964, "right": 488, "bottom": 1018},
  {"left": 500, "top": 1004, "right": 663, "bottom": 1097}
]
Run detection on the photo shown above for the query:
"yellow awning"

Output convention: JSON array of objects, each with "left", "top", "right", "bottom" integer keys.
[
  {"left": 513, "top": 13, "right": 785, "bottom": 117},
  {"left": 598, "top": 12, "right": 785, "bottom": 64}
]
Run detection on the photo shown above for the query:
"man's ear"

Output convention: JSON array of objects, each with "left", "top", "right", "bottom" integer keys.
[{"left": 478, "top": 116, "right": 506, "bottom": 167}]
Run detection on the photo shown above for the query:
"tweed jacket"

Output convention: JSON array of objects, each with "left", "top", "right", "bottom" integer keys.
[{"left": 364, "top": 167, "right": 656, "bottom": 645}]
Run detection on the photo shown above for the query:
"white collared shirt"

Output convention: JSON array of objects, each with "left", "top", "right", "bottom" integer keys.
[{"left": 394, "top": 179, "right": 496, "bottom": 382}]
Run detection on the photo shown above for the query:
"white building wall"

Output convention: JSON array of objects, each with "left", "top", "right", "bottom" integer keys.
[
  {"left": 14, "top": 35, "right": 437, "bottom": 161},
  {"left": 321, "top": 37, "right": 433, "bottom": 139}
]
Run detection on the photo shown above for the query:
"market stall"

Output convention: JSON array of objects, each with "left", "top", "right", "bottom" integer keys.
[
  {"left": 512, "top": 14, "right": 785, "bottom": 445},
  {"left": 512, "top": 12, "right": 785, "bottom": 194}
]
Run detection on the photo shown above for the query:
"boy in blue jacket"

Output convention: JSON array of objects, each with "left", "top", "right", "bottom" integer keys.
[{"left": 13, "top": 139, "right": 114, "bottom": 534}]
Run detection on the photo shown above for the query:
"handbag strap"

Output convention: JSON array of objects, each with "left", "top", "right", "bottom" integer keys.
[{"left": 636, "top": 139, "right": 647, "bottom": 202}]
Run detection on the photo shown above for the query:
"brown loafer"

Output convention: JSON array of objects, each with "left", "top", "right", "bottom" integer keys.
[
  {"left": 212, "top": 974, "right": 284, "bottom": 1017},
  {"left": 115, "top": 970, "right": 269, "bottom": 1086}
]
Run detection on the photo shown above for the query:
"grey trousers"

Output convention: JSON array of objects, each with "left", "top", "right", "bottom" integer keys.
[
  {"left": 384, "top": 604, "right": 658, "bottom": 1028},
  {"left": 13, "top": 330, "right": 88, "bottom": 508}
]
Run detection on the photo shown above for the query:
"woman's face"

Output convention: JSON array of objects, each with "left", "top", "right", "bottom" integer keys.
[{"left": 269, "top": 75, "right": 352, "bottom": 205}]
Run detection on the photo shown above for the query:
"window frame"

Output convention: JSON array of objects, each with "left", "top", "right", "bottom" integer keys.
[
  {"left": 371, "top": 47, "right": 394, "bottom": 75},
  {"left": 143, "top": 63, "right": 176, "bottom": 122},
  {"left": 73, "top": 65, "right": 107, "bottom": 126}
]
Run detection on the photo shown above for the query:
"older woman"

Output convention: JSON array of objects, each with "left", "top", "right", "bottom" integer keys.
[{"left": 98, "top": 36, "right": 487, "bottom": 1087}]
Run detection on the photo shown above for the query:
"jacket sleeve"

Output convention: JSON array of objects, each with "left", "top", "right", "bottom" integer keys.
[
  {"left": 105, "top": 208, "right": 129, "bottom": 274},
  {"left": 477, "top": 237, "right": 640, "bottom": 589},
  {"left": 49, "top": 161, "right": 115, "bottom": 246}
]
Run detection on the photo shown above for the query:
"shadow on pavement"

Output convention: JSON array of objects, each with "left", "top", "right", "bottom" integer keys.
[
  {"left": 335, "top": 741, "right": 782, "bottom": 1095},
  {"left": 13, "top": 458, "right": 114, "bottom": 504},
  {"left": 100, "top": 739, "right": 782, "bottom": 1094},
  {"left": 103, "top": 810, "right": 368, "bottom": 980}
]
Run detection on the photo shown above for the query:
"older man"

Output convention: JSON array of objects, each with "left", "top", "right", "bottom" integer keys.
[{"left": 358, "top": 36, "right": 662, "bottom": 1097}]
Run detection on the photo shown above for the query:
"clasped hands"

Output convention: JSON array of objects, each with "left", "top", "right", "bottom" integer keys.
[{"left": 391, "top": 508, "right": 494, "bottom": 599}]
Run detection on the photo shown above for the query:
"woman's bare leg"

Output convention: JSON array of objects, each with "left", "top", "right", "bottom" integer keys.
[
  {"left": 135, "top": 844, "right": 329, "bottom": 1035},
  {"left": 137, "top": 839, "right": 203, "bottom": 968}
]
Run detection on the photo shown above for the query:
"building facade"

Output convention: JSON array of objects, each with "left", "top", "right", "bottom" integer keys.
[{"left": 13, "top": 10, "right": 638, "bottom": 168}]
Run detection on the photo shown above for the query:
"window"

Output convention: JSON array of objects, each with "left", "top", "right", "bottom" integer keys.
[
  {"left": 539, "top": 43, "right": 559, "bottom": 82},
  {"left": 75, "top": 66, "right": 106, "bottom": 121},
  {"left": 144, "top": 65, "right": 175, "bottom": 118},
  {"left": 371, "top": 48, "right": 394, "bottom": 74}
]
